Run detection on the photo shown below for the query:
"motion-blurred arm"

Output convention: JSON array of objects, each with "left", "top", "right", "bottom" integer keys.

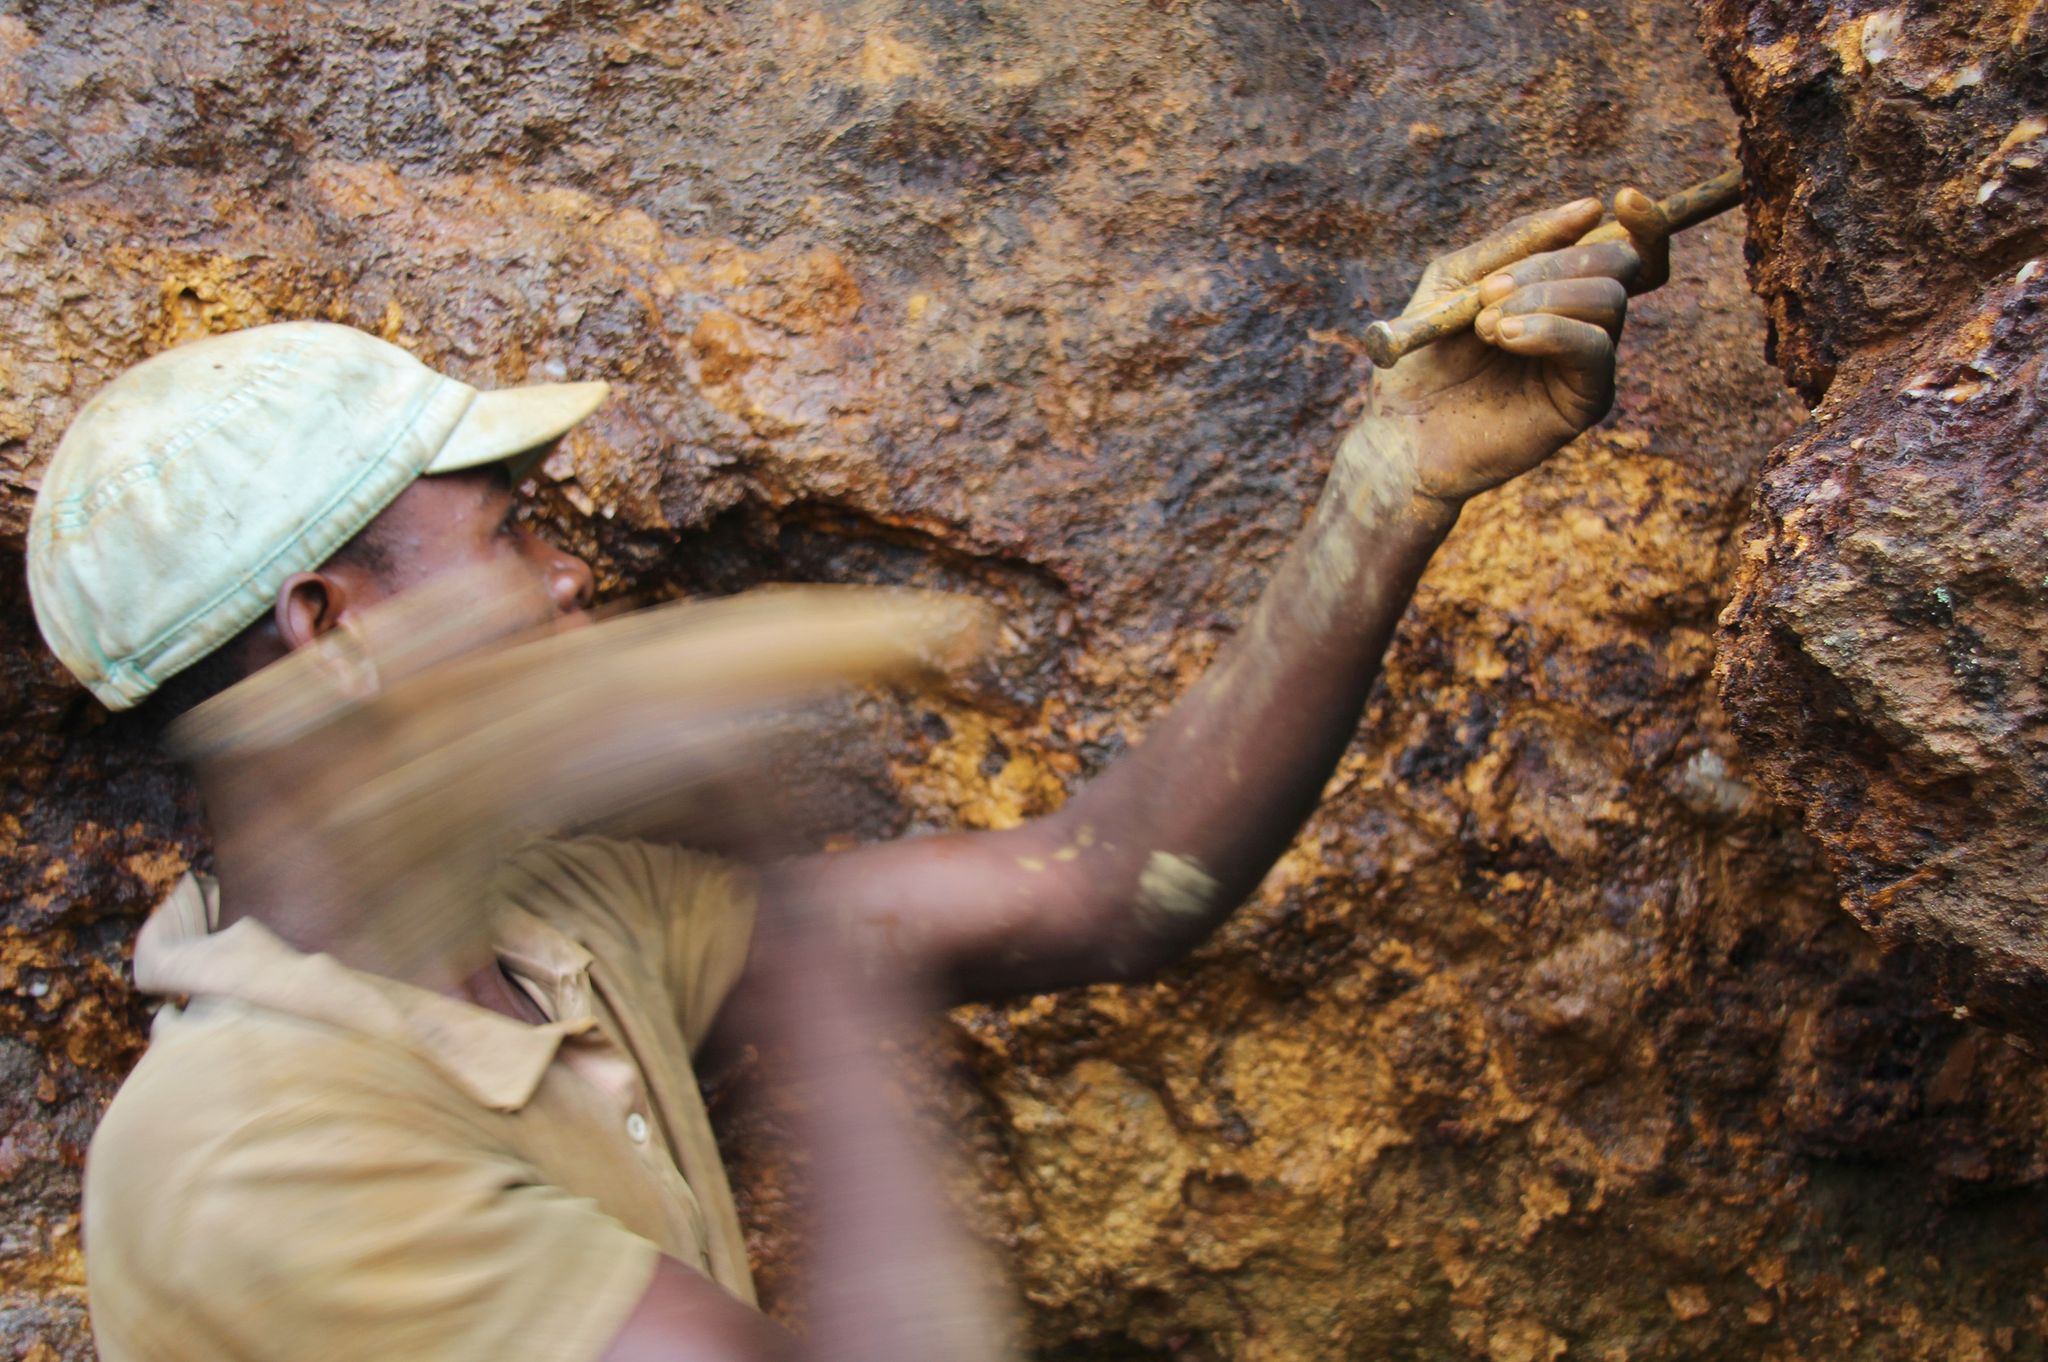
[{"left": 605, "top": 865, "right": 1005, "bottom": 1362}]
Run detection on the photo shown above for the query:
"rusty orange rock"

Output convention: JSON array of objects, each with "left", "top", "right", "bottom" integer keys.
[
  {"left": 3, "top": 3, "right": 2046, "bottom": 1360},
  {"left": 1707, "top": 0, "right": 2048, "bottom": 1042}
]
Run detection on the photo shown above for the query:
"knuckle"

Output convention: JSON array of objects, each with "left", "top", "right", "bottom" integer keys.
[
  {"left": 1563, "top": 319, "right": 1605, "bottom": 348},
  {"left": 1428, "top": 254, "right": 1476, "bottom": 285},
  {"left": 1556, "top": 245, "right": 1625, "bottom": 281}
]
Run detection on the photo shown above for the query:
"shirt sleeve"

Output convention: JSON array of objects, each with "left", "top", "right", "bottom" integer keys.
[
  {"left": 166, "top": 1098, "right": 660, "bottom": 1362},
  {"left": 496, "top": 836, "right": 757, "bottom": 1050}
]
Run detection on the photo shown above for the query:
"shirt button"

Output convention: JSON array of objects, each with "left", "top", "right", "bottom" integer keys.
[{"left": 625, "top": 1112, "right": 650, "bottom": 1144}]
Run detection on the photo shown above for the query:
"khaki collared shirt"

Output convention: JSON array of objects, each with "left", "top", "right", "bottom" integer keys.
[{"left": 83, "top": 836, "right": 756, "bottom": 1362}]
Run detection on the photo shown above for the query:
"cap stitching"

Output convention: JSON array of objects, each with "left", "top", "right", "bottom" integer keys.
[
  {"left": 52, "top": 332, "right": 319, "bottom": 532},
  {"left": 120, "top": 376, "right": 473, "bottom": 687}
]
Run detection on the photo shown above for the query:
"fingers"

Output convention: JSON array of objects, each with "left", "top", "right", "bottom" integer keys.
[
  {"left": 1491, "top": 314, "right": 1616, "bottom": 399},
  {"left": 1614, "top": 186, "right": 1673, "bottom": 294},
  {"left": 1476, "top": 239, "right": 1642, "bottom": 305},
  {"left": 1476, "top": 277, "right": 1627, "bottom": 344},
  {"left": 1414, "top": 196, "right": 1606, "bottom": 302},
  {"left": 1613, "top": 188, "right": 1669, "bottom": 241}
]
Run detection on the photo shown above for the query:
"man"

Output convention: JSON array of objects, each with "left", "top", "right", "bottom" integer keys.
[{"left": 31, "top": 193, "right": 1667, "bottom": 1360}]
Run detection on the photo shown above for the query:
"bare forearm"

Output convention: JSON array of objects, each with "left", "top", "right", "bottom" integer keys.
[
  {"left": 776, "top": 419, "right": 1458, "bottom": 1000},
  {"left": 1034, "top": 419, "right": 1456, "bottom": 969},
  {"left": 775, "top": 192, "right": 1652, "bottom": 1003},
  {"left": 1089, "top": 430, "right": 1441, "bottom": 901}
]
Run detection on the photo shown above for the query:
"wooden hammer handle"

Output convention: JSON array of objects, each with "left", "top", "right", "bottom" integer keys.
[{"left": 1361, "top": 168, "right": 1743, "bottom": 369}]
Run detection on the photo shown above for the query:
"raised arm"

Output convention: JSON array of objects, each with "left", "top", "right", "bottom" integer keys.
[{"left": 781, "top": 193, "right": 1667, "bottom": 1004}]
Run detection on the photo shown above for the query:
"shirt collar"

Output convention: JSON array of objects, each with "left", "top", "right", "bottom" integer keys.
[{"left": 135, "top": 873, "right": 597, "bottom": 1112}]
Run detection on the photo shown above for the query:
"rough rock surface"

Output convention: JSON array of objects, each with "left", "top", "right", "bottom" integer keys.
[
  {"left": 3, "top": 3, "right": 2046, "bottom": 1360},
  {"left": 1704, "top": 2, "right": 2048, "bottom": 1041}
]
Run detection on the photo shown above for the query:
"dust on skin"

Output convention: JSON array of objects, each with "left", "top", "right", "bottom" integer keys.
[
  {"left": 14, "top": 2, "right": 2048, "bottom": 1358},
  {"left": 1192, "top": 418, "right": 1416, "bottom": 736},
  {"left": 1135, "top": 850, "right": 1217, "bottom": 932},
  {"left": 1301, "top": 418, "right": 1422, "bottom": 633}
]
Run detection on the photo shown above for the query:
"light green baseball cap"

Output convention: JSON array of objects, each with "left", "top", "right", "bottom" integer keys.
[{"left": 26, "top": 321, "right": 609, "bottom": 710}]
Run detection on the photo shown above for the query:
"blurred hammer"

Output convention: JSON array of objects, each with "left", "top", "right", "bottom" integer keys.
[
  {"left": 1362, "top": 168, "right": 1743, "bottom": 369},
  {"left": 172, "top": 568, "right": 994, "bottom": 983}
]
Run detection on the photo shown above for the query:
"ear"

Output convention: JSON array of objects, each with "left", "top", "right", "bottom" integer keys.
[{"left": 274, "top": 571, "right": 351, "bottom": 652}]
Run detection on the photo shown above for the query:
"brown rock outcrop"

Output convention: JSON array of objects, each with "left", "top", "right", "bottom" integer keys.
[
  {"left": 3, "top": 3, "right": 2046, "bottom": 1360},
  {"left": 1705, "top": 2, "right": 2048, "bottom": 1039}
]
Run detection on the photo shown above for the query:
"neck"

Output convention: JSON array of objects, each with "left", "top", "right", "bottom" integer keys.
[{"left": 198, "top": 762, "right": 500, "bottom": 998}]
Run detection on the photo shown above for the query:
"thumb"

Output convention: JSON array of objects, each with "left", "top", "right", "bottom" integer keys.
[{"left": 1613, "top": 187, "right": 1672, "bottom": 295}]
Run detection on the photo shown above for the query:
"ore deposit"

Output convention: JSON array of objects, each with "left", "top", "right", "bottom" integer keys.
[{"left": 3, "top": 3, "right": 2045, "bottom": 1360}]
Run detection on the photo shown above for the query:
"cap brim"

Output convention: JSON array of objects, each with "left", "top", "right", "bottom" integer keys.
[{"left": 428, "top": 380, "right": 610, "bottom": 481}]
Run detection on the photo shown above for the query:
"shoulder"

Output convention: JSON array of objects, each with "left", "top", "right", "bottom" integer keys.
[
  {"left": 86, "top": 1003, "right": 655, "bottom": 1362},
  {"left": 494, "top": 835, "right": 751, "bottom": 946},
  {"left": 497, "top": 835, "right": 742, "bottom": 905},
  {"left": 96, "top": 997, "right": 468, "bottom": 1147},
  {"left": 87, "top": 1001, "right": 475, "bottom": 1269}
]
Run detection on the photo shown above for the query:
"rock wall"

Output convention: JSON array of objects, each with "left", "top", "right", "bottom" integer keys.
[
  {"left": 1704, "top": 1, "right": 2048, "bottom": 1041},
  {"left": 2, "top": 2, "right": 2046, "bottom": 1359}
]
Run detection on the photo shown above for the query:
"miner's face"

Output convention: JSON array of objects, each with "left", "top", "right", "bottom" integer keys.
[
  {"left": 269, "top": 463, "right": 596, "bottom": 664},
  {"left": 352, "top": 466, "right": 595, "bottom": 619}
]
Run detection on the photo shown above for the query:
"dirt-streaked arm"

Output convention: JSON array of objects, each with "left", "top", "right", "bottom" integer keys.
[{"left": 771, "top": 194, "right": 1663, "bottom": 1006}]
